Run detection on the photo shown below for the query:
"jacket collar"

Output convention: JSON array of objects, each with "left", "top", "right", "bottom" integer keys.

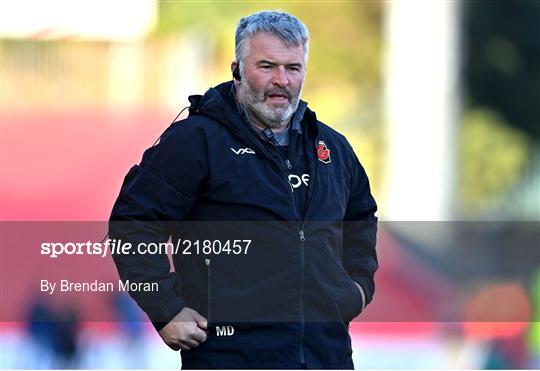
[{"left": 188, "top": 81, "right": 319, "bottom": 159}]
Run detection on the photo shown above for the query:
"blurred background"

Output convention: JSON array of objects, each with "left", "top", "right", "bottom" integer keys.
[{"left": 1, "top": 0, "right": 539, "bottom": 369}]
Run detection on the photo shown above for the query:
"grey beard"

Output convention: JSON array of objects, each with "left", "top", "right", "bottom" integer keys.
[{"left": 238, "top": 81, "right": 301, "bottom": 129}]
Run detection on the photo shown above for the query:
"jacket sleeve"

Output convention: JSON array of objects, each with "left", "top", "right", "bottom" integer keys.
[
  {"left": 108, "top": 121, "right": 208, "bottom": 332},
  {"left": 342, "top": 143, "right": 378, "bottom": 311}
]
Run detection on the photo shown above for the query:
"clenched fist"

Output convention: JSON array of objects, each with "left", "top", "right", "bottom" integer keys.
[{"left": 158, "top": 307, "right": 208, "bottom": 351}]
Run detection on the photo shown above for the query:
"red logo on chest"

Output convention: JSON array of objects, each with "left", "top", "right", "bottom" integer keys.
[{"left": 317, "top": 141, "right": 331, "bottom": 164}]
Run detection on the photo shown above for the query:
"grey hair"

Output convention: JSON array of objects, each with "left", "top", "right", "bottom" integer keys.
[{"left": 234, "top": 10, "right": 310, "bottom": 69}]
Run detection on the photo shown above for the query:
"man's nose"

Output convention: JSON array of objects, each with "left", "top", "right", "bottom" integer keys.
[{"left": 272, "top": 66, "right": 289, "bottom": 87}]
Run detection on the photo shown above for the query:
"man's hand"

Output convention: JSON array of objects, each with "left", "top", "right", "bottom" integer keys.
[{"left": 158, "top": 307, "right": 208, "bottom": 351}]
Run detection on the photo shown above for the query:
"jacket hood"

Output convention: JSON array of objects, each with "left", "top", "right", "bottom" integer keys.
[{"left": 187, "top": 81, "right": 319, "bottom": 165}]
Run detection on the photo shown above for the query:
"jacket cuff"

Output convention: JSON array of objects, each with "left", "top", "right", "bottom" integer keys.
[
  {"left": 147, "top": 297, "right": 186, "bottom": 332},
  {"left": 350, "top": 281, "right": 366, "bottom": 312},
  {"left": 350, "top": 275, "right": 372, "bottom": 308}
]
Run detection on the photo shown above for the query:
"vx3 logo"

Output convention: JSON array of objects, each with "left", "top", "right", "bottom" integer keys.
[{"left": 230, "top": 147, "right": 255, "bottom": 155}]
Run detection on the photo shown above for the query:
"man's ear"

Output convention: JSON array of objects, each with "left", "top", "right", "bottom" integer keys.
[
  {"left": 231, "top": 61, "right": 241, "bottom": 82},
  {"left": 230, "top": 61, "right": 238, "bottom": 74}
]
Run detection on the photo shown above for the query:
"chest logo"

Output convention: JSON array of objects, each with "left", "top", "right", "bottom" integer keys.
[
  {"left": 317, "top": 141, "right": 331, "bottom": 164},
  {"left": 288, "top": 174, "right": 310, "bottom": 189},
  {"left": 231, "top": 147, "right": 255, "bottom": 155}
]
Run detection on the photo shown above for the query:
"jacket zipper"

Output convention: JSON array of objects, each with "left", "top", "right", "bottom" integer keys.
[
  {"left": 270, "top": 132, "right": 320, "bottom": 364},
  {"left": 265, "top": 132, "right": 320, "bottom": 364},
  {"left": 274, "top": 146, "right": 309, "bottom": 363},
  {"left": 296, "top": 135, "right": 322, "bottom": 363},
  {"left": 206, "top": 258, "right": 212, "bottom": 328},
  {"left": 299, "top": 228, "right": 306, "bottom": 363}
]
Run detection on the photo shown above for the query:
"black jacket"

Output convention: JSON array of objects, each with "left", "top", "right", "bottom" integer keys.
[{"left": 109, "top": 81, "right": 378, "bottom": 369}]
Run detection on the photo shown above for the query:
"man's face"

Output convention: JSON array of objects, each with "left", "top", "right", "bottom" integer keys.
[{"left": 235, "top": 32, "right": 306, "bottom": 130}]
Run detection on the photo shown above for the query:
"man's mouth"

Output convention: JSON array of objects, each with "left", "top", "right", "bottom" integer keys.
[{"left": 267, "top": 93, "right": 290, "bottom": 103}]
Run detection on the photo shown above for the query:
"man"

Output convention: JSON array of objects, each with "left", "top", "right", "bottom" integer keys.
[{"left": 109, "top": 10, "right": 378, "bottom": 369}]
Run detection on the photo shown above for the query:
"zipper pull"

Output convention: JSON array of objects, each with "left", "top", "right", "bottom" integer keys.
[
  {"left": 205, "top": 258, "right": 211, "bottom": 266},
  {"left": 285, "top": 159, "right": 292, "bottom": 169},
  {"left": 299, "top": 230, "right": 305, "bottom": 241}
]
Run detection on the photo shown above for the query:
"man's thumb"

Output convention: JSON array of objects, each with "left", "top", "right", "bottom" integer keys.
[{"left": 192, "top": 311, "right": 208, "bottom": 329}]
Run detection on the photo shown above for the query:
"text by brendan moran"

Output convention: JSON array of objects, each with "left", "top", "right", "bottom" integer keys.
[{"left": 40, "top": 279, "right": 158, "bottom": 295}]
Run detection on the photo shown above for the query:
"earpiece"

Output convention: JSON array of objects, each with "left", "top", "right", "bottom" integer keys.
[{"left": 232, "top": 63, "right": 241, "bottom": 81}]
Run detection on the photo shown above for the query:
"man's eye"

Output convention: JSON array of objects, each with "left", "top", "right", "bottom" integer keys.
[{"left": 261, "top": 65, "right": 272, "bottom": 70}]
